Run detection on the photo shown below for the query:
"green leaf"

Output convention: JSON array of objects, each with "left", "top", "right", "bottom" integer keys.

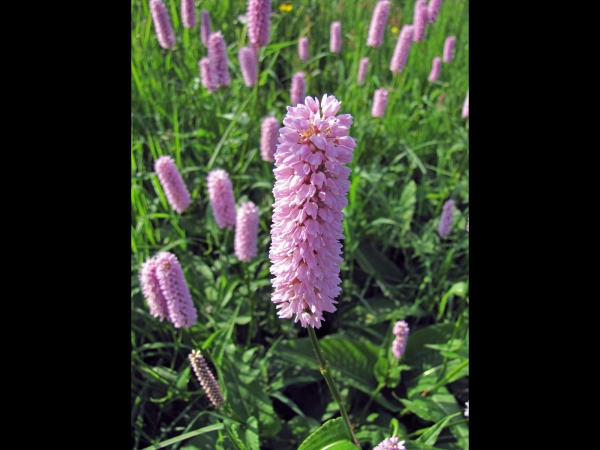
[
  {"left": 437, "top": 282, "right": 468, "bottom": 320},
  {"left": 276, "top": 336, "right": 379, "bottom": 394},
  {"left": 402, "top": 324, "right": 455, "bottom": 372},
  {"left": 141, "top": 424, "right": 224, "bottom": 450},
  {"left": 222, "top": 357, "right": 282, "bottom": 437},
  {"left": 298, "top": 418, "right": 358, "bottom": 450},
  {"left": 176, "top": 366, "right": 191, "bottom": 392},
  {"left": 245, "top": 416, "right": 260, "bottom": 450},
  {"left": 399, "top": 180, "right": 417, "bottom": 237},
  {"left": 417, "top": 412, "right": 461, "bottom": 445},
  {"left": 355, "top": 241, "right": 404, "bottom": 284}
]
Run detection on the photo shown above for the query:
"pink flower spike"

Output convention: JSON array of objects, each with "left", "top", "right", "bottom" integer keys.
[
  {"left": 155, "top": 252, "right": 198, "bottom": 329},
  {"left": 392, "top": 320, "right": 409, "bottom": 359},
  {"left": 208, "top": 32, "right": 231, "bottom": 87},
  {"left": 290, "top": 72, "right": 306, "bottom": 106},
  {"left": 438, "top": 199, "right": 455, "bottom": 237},
  {"left": 357, "top": 57, "right": 369, "bottom": 84},
  {"left": 462, "top": 90, "right": 469, "bottom": 118},
  {"left": 298, "top": 36, "right": 309, "bottom": 61},
  {"left": 367, "top": 1, "right": 390, "bottom": 48},
  {"left": 427, "top": 0, "right": 442, "bottom": 24},
  {"left": 443, "top": 36, "right": 456, "bottom": 63},
  {"left": 200, "top": 10, "right": 212, "bottom": 46},
  {"left": 207, "top": 169, "right": 236, "bottom": 230},
  {"left": 390, "top": 25, "right": 414, "bottom": 74},
  {"left": 149, "top": 0, "right": 175, "bottom": 50},
  {"left": 181, "top": 0, "right": 196, "bottom": 28},
  {"left": 371, "top": 88, "right": 388, "bottom": 118},
  {"left": 235, "top": 201, "right": 259, "bottom": 262},
  {"left": 238, "top": 46, "right": 258, "bottom": 87},
  {"left": 199, "top": 57, "right": 217, "bottom": 93},
  {"left": 269, "top": 94, "right": 356, "bottom": 328},
  {"left": 413, "top": 0, "right": 428, "bottom": 42},
  {"left": 428, "top": 56, "right": 441, "bottom": 82},
  {"left": 139, "top": 256, "right": 169, "bottom": 321},
  {"left": 154, "top": 156, "right": 192, "bottom": 213},
  {"left": 247, "top": 0, "right": 271, "bottom": 50},
  {"left": 330, "top": 21, "right": 342, "bottom": 53},
  {"left": 260, "top": 116, "right": 280, "bottom": 162}
]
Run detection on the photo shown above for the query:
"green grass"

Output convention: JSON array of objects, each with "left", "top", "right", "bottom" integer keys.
[{"left": 132, "top": 1, "right": 468, "bottom": 448}]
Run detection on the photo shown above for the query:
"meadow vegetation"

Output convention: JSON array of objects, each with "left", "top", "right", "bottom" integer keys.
[{"left": 131, "top": 0, "right": 469, "bottom": 448}]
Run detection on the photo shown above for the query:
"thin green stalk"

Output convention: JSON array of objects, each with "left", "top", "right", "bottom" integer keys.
[
  {"left": 435, "top": 297, "right": 466, "bottom": 382},
  {"left": 425, "top": 358, "right": 469, "bottom": 396},
  {"left": 244, "top": 261, "right": 255, "bottom": 347},
  {"left": 357, "top": 380, "right": 385, "bottom": 426},
  {"left": 307, "top": 326, "right": 359, "bottom": 446}
]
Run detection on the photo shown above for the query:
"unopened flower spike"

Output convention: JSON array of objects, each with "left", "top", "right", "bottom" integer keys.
[{"left": 189, "top": 350, "right": 225, "bottom": 407}]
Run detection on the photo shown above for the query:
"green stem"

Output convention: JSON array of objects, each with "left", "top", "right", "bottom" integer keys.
[
  {"left": 425, "top": 359, "right": 469, "bottom": 396},
  {"left": 244, "top": 262, "right": 255, "bottom": 347},
  {"left": 357, "top": 380, "right": 385, "bottom": 426},
  {"left": 307, "top": 326, "right": 359, "bottom": 446},
  {"left": 436, "top": 297, "right": 466, "bottom": 382}
]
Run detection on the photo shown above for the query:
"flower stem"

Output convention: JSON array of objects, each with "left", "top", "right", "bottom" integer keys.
[{"left": 307, "top": 326, "right": 359, "bottom": 446}]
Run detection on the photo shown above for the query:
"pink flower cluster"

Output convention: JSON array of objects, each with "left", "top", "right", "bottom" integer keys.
[
  {"left": 372, "top": 88, "right": 389, "bottom": 118},
  {"left": 330, "top": 22, "right": 342, "bottom": 53},
  {"left": 149, "top": 0, "right": 175, "bottom": 50},
  {"left": 140, "top": 252, "right": 198, "bottom": 328},
  {"left": 235, "top": 201, "right": 259, "bottom": 262},
  {"left": 428, "top": 56, "right": 441, "bottom": 82},
  {"left": 247, "top": 0, "right": 271, "bottom": 50},
  {"left": 438, "top": 199, "right": 455, "bottom": 237},
  {"left": 390, "top": 25, "right": 414, "bottom": 74},
  {"left": 357, "top": 57, "right": 369, "bottom": 84},
  {"left": 374, "top": 436, "right": 406, "bottom": 450},
  {"left": 392, "top": 320, "right": 409, "bottom": 359},
  {"left": 413, "top": 0, "right": 428, "bottom": 42},
  {"left": 207, "top": 170, "right": 237, "bottom": 230},
  {"left": 367, "top": 1, "right": 390, "bottom": 48},
  {"left": 154, "top": 156, "right": 191, "bottom": 213},
  {"left": 181, "top": 0, "right": 196, "bottom": 28},
  {"left": 290, "top": 72, "right": 306, "bottom": 106},
  {"left": 260, "top": 116, "right": 280, "bottom": 162},
  {"left": 238, "top": 46, "right": 258, "bottom": 87},
  {"left": 298, "top": 36, "right": 309, "bottom": 61},
  {"left": 269, "top": 94, "right": 355, "bottom": 328}
]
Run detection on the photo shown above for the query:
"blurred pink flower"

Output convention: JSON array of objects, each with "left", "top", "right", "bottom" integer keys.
[
  {"left": 199, "top": 57, "right": 217, "bottom": 93},
  {"left": 235, "top": 201, "right": 259, "bottom": 262},
  {"left": 443, "top": 36, "right": 456, "bottom": 63},
  {"left": 371, "top": 88, "right": 388, "bottom": 118},
  {"left": 238, "top": 46, "right": 257, "bottom": 87},
  {"left": 181, "top": 0, "right": 196, "bottom": 28},
  {"left": 428, "top": 56, "right": 441, "bottom": 82},
  {"left": 200, "top": 10, "right": 212, "bottom": 46},
  {"left": 208, "top": 32, "right": 231, "bottom": 87},
  {"left": 247, "top": 0, "right": 271, "bottom": 49},
  {"left": 390, "top": 25, "right": 414, "bottom": 73},
  {"left": 154, "top": 156, "right": 191, "bottom": 213},
  {"left": 260, "top": 116, "right": 280, "bottom": 162},
  {"left": 428, "top": 0, "right": 442, "bottom": 24},
  {"left": 413, "top": 0, "right": 428, "bottom": 42},
  {"left": 298, "top": 36, "right": 309, "bottom": 61},
  {"left": 392, "top": 320, "right": 409, "bottom": 359},
  {"left": 207, "top": 169, "right": 236, "bottom": 230},
  {"left": 149, "top": 0, "right": 175, "bottom": 50},
  {"left": 330, "top": 21, "right": 342, "bottom": 53},
  {"left": 357, "top": 57, "right": 369, "bottom": 84},
  {"left": 290, "top": 72, "right": 306, "bottom": 106},
  {"left": 367, "top": 1, "right": 390, "bottom": 48}
]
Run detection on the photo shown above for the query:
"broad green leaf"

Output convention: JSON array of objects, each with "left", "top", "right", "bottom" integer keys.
[
  {"left": 245, "top": 416, "right": 260, "bottom": 450},
  {"left": 298, "top": 418, "right": 358, "bottom": 450},
  {"left": 277, "top": 337, "right": 379, "bottom": 394},
  {"left": 417, "top": 412, "right": 461, "bottom": 445},
  {"left": 402, "top": 324, "right": 455, "bottom": 372},
  {"left": 222, "top": 357, "right": 282, "bottom": 437},
  {"left": 355, "top": 241, "right": 404, "bottom": 284},
  {"left": 399, "top": 180, "right": 417, "bottom": 236}
]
